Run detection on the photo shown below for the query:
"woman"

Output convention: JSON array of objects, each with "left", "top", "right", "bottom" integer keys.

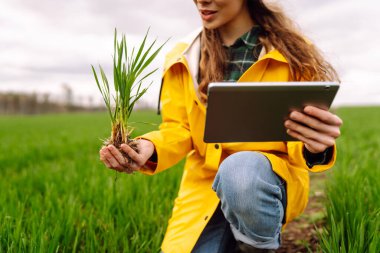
[{"left": 99, "top": 0, "right": 343, "bottom": 252}]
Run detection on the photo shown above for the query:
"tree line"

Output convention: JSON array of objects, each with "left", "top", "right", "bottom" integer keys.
[{"left": 0, "top": 92, "right": 103, "bottom": 115}]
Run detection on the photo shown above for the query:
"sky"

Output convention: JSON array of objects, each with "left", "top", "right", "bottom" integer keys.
[{"left": 0, "top": 0, "right": 379, "bottom": 107}]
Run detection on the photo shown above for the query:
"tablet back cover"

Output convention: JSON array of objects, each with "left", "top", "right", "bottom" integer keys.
[{"left": 203, "top": 82, "right": 339, "bottom": 143}]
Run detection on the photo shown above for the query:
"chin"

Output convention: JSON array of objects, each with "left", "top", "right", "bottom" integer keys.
[{"left": 202, "top": 21, "right": 221, "bottom": 30}]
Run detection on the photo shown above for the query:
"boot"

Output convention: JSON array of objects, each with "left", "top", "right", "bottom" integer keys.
[{"left": 234, "top": 241, "right": 275, "bottom": 253}]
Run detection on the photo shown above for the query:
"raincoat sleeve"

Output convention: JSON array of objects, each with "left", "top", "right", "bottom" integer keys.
[
  {"left": 287, "top": 142, "right": 337, "bottom": 172},
  {"left": 138, "top": 65, "right": 193, "bottom": 175}
]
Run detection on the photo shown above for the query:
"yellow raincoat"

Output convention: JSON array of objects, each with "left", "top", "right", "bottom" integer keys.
[{"left": 139, "top": 30, "right": 336, "bottom": 253}]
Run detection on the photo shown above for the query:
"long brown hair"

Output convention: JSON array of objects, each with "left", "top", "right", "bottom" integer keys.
[{"left": 198, "top": 0, "right": 339, "bottom": 103}]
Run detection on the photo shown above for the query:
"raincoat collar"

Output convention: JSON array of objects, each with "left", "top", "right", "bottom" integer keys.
[
  {"left": 158, "top": 28, "right": 289, "bottom": 114},
  {"left": 164, "top": 28, "right": 288, "bottom": 75}
]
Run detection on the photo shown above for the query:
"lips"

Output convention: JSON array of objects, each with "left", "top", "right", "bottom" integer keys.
[
  {"left": 201, "top": 10, "right": 217, "bottom": 15},
  {"left": 200, "top": 10, "right": 217, "bottom": 21}
]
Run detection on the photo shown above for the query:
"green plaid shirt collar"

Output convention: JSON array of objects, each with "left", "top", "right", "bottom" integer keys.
[{"left": 224, "top": 25, "right": 263, "bottom": 81}]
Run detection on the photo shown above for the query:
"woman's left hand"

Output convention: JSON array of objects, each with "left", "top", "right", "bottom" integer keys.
[{"left": 284, "top": 105, "right": 343, "bottom": 153}]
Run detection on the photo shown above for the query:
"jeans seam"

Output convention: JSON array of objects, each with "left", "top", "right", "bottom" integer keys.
[{"left": 274, "top": 198, "right": 283, "bottom": 237}]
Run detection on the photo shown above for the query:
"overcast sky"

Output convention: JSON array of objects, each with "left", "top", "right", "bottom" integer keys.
[{"left": 0, "top": 0, "right": 379, "bottom": 107}]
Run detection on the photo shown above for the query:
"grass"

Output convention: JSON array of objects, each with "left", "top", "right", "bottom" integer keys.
[
  {"left": 0, "top": 107, "right": 379, "bottom": 252},
  {"left": 0, "top": 111, "right": 183, "bottom": 253},
  {"left": 318, "top": 107, "right": 380, "bottom": 253},
  {"left": 92, "top": 29, "right": 167, "bottom": 147}
]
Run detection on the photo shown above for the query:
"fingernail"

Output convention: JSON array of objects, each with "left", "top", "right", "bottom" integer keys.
[{"left": 290, "top": 111, "right": 298, "bottom": 118}]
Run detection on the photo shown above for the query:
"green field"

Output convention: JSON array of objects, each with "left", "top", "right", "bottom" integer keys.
[
  {"left": 0, "top": 108, "right": 379, "bottom": 252},
  {"left": 318, "top": 107, "right": 380, "bottom": 252},
  {"left": 0, "top": 111, "right": 183, "bottom": 252}
]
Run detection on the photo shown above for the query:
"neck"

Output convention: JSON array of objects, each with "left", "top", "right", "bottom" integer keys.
[{"left": 218, "top": 10, "right": 255, "bottom": 46}]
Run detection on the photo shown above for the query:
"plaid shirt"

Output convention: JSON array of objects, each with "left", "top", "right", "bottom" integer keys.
[{"left": 223, "top": 26, "right": 263, "bottom": 81}]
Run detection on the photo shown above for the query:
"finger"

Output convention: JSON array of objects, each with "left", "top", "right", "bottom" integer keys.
[
  {"left": 101, "top": 157, "right": 112, "bottom": 168},
  {"left": 103, "top": 151, "right": 124, "bottom": 170},
  {"left": 99, "top": 148, "right": 112, "bottom": 167},
  {"left": 289, "top": 111, "right": 341, "bottom": 138},
  {"left": 105, "top": 157, "right": 126, "bottom": 172},
  {"left": 303, "top": 106, "right": 343, "bottom": 126},
  {"left": 120, "top": 144, "right": 144, "bottom": 167},
  {"left": 99, "top": 146, "right": 109, "bottom": 159},
  {"left": 99, "top": 148, "right": 119, "bottom": 167},
  {"left": 99, "top": 148, "right": 130, "bottom": 172},
  {"left": 286, "top": 129, "right": 329, "bottom": 153},
  {"left": 285, "top": 120, "right": 336, "bottom": 147},
  {"left": 100, "top": 150, "right": 124, "bottom": 172},
  {"left": 107, "top": 145, "right": 129, "bottom": 166},
  {"left": 105, "top": 144, "right": 140, "bottom": 172}
]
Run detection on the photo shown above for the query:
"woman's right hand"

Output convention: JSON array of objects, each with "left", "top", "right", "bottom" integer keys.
[{"left": 99, "top": 139, "right": 155, "bottom": 174}]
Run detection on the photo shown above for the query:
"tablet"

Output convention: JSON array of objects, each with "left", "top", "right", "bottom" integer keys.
[{"left": 203, "top": 82, "right": 339, "bottom": 143}]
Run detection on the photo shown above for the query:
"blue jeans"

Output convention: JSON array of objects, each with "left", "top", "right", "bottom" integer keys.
[{"left": 192, "top": 151, "right": 287, "bottom": 252}]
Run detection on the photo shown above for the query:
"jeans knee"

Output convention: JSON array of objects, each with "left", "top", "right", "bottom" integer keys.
[
  {"left": 212, "top": 152, "right": 286, "bottom": 246},
  {"left": 212, "top": 151, "right": 285, "bottom": 221},
  {"left": 213, "top": 151, "right": 278, "bottom": 195}
]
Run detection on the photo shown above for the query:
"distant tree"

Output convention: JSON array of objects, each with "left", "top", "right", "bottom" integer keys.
[
  {"left": 62, "top": 83, "right": 73, "bottom": 110},
  {"left": 29, "top": 93, "right": 38, "bottom": 114}
]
